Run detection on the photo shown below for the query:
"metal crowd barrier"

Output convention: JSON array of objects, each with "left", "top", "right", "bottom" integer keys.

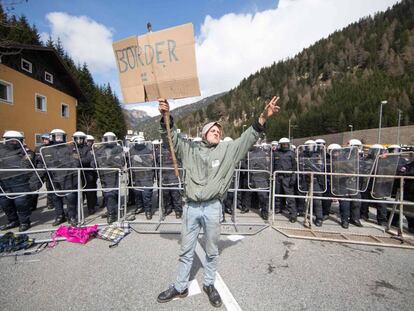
[
  {"left": 2, "top": 166, "right": 414, "bottom": 245},
  {"left": 271, "top": 170, "right": 414, "bottom": 244}
]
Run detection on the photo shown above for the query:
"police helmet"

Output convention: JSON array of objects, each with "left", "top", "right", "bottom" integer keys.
[
  {"left": 278, "top": 137, "right": 290, "bottom": 151},
  {"left": 50, "top": 128, "right": 66, "bottom": 143},
  {"left": 103, "top": 132, "right": 117, "bottom": 142},
  {"left": 304, "top": 139, "right": 317, "bottom": 152},
  {"left": 315, "top": 138, "right": 326, "bottom": 145},
  {"left": 3, "top": 130, "right": 24, "bottom": 147},
  {"left": 348, "top": 139, "right": 362, "bottom": 147},
  {"left": 327, "top": 143, "right": 341, "bottom": 152},
  {"left": 73, "top": 131, "right": 86, "bottom": 145},
  {"left": 86, "top": 135, "right": 95, "bottom": 141},
  {"left": 3, "top": 130, "right": 24, "bottom": 140},
  {"left": 387, "top": 144, "right": 401, "bottom": 154}
]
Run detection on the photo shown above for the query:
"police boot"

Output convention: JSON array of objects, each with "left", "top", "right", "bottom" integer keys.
[
  {"left": 134, "top": 207, "right": 145, "bottom": 215},
  {"left": 88, "top": 208, "right": 96, "bottom": 215},
  {"left": 107, "top": 214, "right": 117, "bottom": 225},
  {"left": 314, "top": 218, "right": 323, "bottom": 227},
  {"left": 240, "top": 207, "right": 249, "bottom": 214},
  {"left": 52, "top": 215, "right": 66, "bottom": 226},
  {"left": 157, "top": 285, "right": 188, "bottom": 303},
  {"left": 341, "top": 220, "right": 349, "bottom": 229},
  {"left": 69, "top": 218, "right": 78, "bottom": 227},
  {"left": 350, "top": 219, "right": 363, "bottom": 227},
  {"left": 0, "top": 220, "right": 20, "bottom": 231},
  {"left": 19, "top": 222, "right": 31, "bottom": 232},
  {"left": 145, "top": 211, "right": 152, "bottom": 220},
  {"left": 289, "top": 215, "right": 297, "bottom": 223},
  {"left": 175, "top": 211, "right": 182, "bottom": 219},
  {"left": 260, "top": 209, "right": 268, "bottom": 220},
  {"left": 203, "top": 285, "right": 222, "bottom": 308}
]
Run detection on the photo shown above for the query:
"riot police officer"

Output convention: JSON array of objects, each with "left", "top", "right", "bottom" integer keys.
[
  {"left": 334, "top": 141, "right": 362, "bottom": 229},
  {"left": 35, "top": 133, "right": 54, "bottom": 210},
  {"left": 273, "top": 137, "right": 297, "bottom": 222},
  {"left": 360, "top": 144, "right": 388, "bottom": 225},
  {"left": 93, "top": 132, "right": 125, "bottom": 224},
  {"left": 73, "top": 131, "right": 97, "bottom": 215},
  {"left": 128, "top": 135, "right": 155, "bottom": 220},
  {"left": 158, "top": 140, "right": 183, "bottom": 219},
  {"left": 249, "top": 142, "right": 272, "bottom": 220},
  {"left": 0, "top": 131, "right": 35, "bottom": 231},
  {"left": 300, "top": 140, "right": 324, "bottom": 226},
  {"left": 43, "top": 129, "right": 79, "bottom": 227}
]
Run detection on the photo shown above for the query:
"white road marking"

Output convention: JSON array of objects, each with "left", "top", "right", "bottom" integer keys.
[
  {"left": 195, "top": 241, "right": 243, "bottom": 311},
  {"left": 173, "top": 280, "right": 201, "bottom": 300},
  {"left": 227, "top": 235, "right": 245, "bottom": 242}
]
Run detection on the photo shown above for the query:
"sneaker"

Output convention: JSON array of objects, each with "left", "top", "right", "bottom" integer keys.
[
  {"left": 157, "top": 285, "right": 188, "bottom": 303},
  {"left": 203, "top": 285, "right": 222, "bottom": 308}
]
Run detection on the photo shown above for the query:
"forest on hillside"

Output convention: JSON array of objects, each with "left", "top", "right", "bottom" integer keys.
[
  {"left": 0, "top": 5, "right": 126, "bottom": 139},
  {"left": 175, "top": 0, "right": 414, "bottom": 140}
]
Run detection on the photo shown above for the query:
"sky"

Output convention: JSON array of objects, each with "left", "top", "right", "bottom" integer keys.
[{"left": 7, "top": 0, "right": 400, "bottom": 116}]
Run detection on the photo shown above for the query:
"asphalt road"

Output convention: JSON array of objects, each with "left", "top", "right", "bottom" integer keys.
[{"left": 1, "top": 211, "right": 414, "bottom": 311}]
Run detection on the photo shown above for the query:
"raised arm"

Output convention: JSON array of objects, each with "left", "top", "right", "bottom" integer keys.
[{"left": 229, "top": 96, "right": 281, "bottom": 164}]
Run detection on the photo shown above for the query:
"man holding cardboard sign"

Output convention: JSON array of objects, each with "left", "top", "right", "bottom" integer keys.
[{"left": 157, "top": 96, "right": 281, "bottom": 307}]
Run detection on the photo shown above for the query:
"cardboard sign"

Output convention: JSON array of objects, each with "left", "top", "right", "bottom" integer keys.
[{"left": 113, "top": 23, "right": 201, "bottom": 103}]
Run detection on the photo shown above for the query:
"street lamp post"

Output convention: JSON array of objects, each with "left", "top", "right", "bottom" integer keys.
[
  {"left": 378, "top": 100, "right": 387, "bottom": 144},
  {"left": 348, "top": 124, "right": 353, "bottom": 138},
  {"left": 288, "top": 118, "right": 297, "bottom": 141},
  {"left": 397, "top": 109, "right": 402, "bottom": 145}
]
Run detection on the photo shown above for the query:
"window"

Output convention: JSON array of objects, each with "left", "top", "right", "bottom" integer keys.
[
  {"left": 35, "top": 133, "right": 42, "bottom": 146},
  {"left": 35, "top": 94, "right": 47, "bottom": 112},
  {"left": 0, "top": 80, "right": 13, "bottom": 104},
  {"left": 21, "top": 58, "right": 32, "bottom": 73},
  {"left": 44, "top": 71, "right": 54, "bottom": 84},
  {"left": 61, "top": 103, "right": 69, "bottom": 118}
]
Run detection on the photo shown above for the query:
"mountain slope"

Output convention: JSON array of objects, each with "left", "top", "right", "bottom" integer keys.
[{"left": 173, "top": 0, "right": 414, "bottom": 140}]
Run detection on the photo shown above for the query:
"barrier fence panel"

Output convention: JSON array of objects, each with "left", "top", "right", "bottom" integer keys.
[
  {"left": 272, "top": 167, "right": 414, "bottom": 246},
  {"left": 0, "top": 139, "right": 43, "bottom": 199},
  {"left": 330, "top": 146, "right": 359, "bottom": 196},
  {"left": 40, "top": 141, "right": 85, "bottom": 197},
  {"left": 296, "top": 144, "right": 327, "bottom": 194},
  {"left": 371, "top": 153, "right": 401, "bottom": 199}
]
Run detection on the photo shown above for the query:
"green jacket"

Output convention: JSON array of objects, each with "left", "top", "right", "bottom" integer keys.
[{"left": 159, "top": 117, "right": 265, "bottom": 202}]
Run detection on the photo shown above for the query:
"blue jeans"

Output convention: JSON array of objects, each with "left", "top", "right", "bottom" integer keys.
[{"left": 174, "top": 199, "right": 222, "bottom": 292}]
